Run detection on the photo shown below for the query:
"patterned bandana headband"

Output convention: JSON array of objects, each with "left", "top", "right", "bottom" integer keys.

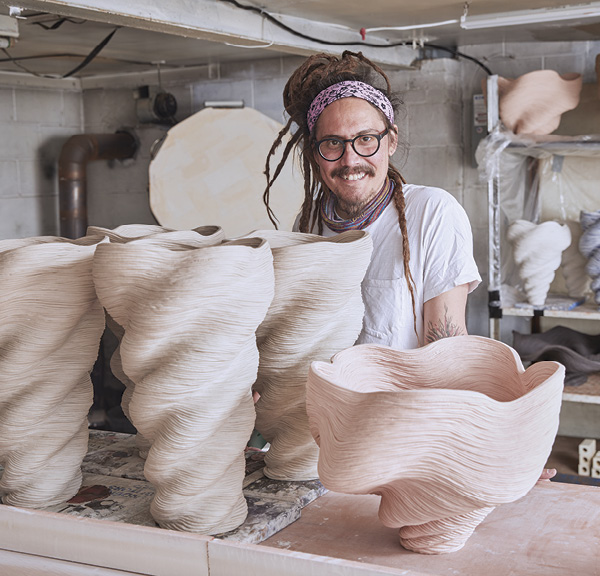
[{"left": 307, "top": 80, "right": 394, "bottom": 134}]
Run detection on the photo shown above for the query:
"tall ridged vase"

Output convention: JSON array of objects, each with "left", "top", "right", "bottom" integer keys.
[
  {"left": 579, "top": 210, "right": 600, "bottom": 306},
  {"left": 92, "top": 236, "right": 274, "bottom": 533},
  {"left": 507, "top": 219, "right": 571, "bottom": 306},
  {"left": 306, "top": 336, "right": 564, "bottom": 554},
  {"left": 249, "top": 229, "right": 373, "bottom": 481},
  {"left": 87, "top": 224, "right": 225, "bottom": 457},
  {"left": 0, "top": 235, "right": 106, "bottom": 508}
]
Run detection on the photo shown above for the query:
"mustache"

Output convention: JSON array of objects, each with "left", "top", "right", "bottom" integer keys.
[{"left": 330, "top": 165, "right": 375, "bottom": 179}]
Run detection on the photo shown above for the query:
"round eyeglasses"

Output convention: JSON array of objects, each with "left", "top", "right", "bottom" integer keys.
[{"left": 315, "top": 128, "right": 389, "bottom": 162}]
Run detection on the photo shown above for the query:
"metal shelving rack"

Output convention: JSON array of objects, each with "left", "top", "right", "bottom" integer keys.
[{"left": 484, "top": 75, "right": 600, "bottom": 403}]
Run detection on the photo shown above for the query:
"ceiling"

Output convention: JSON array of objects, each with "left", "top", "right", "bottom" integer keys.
[{"left": 0, "top": 0, "right": 599, "bottom": 79}]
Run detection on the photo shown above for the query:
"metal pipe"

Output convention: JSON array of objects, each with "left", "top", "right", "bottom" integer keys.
[{"left": 58, "top": 132, "right": 137, "bottom": 238}]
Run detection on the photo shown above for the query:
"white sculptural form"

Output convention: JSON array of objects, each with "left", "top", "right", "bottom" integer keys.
[
  {"left": 507, "top": 219, "right": 571, "bottom": 306},
  {"left": 0, "top": 235, "right": 106, "bottom": 508},
  {"left": 560, "top": 220, "right": 591, "bottom": 299},
  {"left": 497, "top": 70, "right": 582, "bottom": 135},
  {"left": 248, "top": 229, "right": 373, "bottom": 481},
  {"left": 306, "top": 336, "right": 564, "bottom": 554},
  {"left": 92, "top": 235, "right": 273, "bottom": 534},
  {"left": 87, "top": 224, "right": 225, "bottom": 457},
  {"left": 579, "top": 210, "right": 600, "bottom": 306}
]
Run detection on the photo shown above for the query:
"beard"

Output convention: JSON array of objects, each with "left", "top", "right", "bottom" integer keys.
[{"left": 329, "top": 165, "right": 377, "bottom": 219}]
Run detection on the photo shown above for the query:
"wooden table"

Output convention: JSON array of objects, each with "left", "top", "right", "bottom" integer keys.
[
  {"left": 2, "top": 450, "right": 599, "bottom": 575},
  {"left": 261, "top": 480, "right": 600, "bottom": 575}
]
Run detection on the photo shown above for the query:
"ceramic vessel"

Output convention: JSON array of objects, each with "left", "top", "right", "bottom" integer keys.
[
  {"left": 579, "top": 210, "right": 600, "bottom": 306},
  {"left": 87, "top": 224, "right": 225, "bottom": 457},
  {"left": 92, "top": 236, "right": 274, "bottom": 534},
  {"left": 560, "top": 220, "right": 591, "bottom": 299},
  {"left": 0, "top": 235, "right": 106, "bottom": 508},
  {"left": 248, "top": 229, "right": 373, "bottom": 481},
  {"left": 497, "top": 70, "right": 582, "bottom": 135},
  {"left": 306, "top": 336, "right": 564, "bottom": 554},
  {"left": 513, "top": 326, "right": 600, "bottom": 387},
  {"left": 507, "top": 219, "right": 571, "bottom": 306}
]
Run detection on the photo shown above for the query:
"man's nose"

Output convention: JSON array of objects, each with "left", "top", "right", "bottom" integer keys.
[{"left": 340, "top": 141, "right": 361, "bottom": 164}]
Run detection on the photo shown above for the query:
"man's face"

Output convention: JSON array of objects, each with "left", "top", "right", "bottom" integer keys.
[{"left": 313, "top": 97, "right": 398, "bottom": 219}]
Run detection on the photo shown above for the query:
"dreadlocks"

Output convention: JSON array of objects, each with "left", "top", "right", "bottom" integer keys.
[{"left": 262, "top": 50, "right": 417, "bottom": 335}]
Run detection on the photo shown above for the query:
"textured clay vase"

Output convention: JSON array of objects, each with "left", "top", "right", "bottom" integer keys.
[
  {"left": 579, "top": 210, "right": 600, "bottom": 306},
  {"left": 0, "top": 235, "right": 106, "bottom": 508},
  {"left": 249, "top": 229, "right": 373, "bottom": 481},
  {"left": 497, "top": 70, "right": 582, "bottom": 135},
  {"left": 87, "top": 224, "right": 225, "bottom": 457},
  {"left": 92, "top": 236, "right": 274, "bottom": 534},
  {"left": 306, "top": 336, "right": 564, "bottom": 554},
  {"left": 560, "top": 220, "right": 591, "bottom": 299},
  {"left": 507, "top": 219, "right": 571, "bottom": 306},
  {"left": 513, "top": 326, "right": 600, "bottom": 387}
]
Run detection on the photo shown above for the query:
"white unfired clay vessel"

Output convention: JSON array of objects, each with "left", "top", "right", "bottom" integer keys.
[
  {"left": 579, "top": 210, "right": 600, "bottom": 305},
  {"left": 87, "top": 224, "right": 225, "bottom": 457},
  {"left": 0, "top": 235, "right": 106, "bottom": 508},
  {"left": 560, "top": 220, "right": 591, "bottom": 299},
  {"left": 92, "top": 236, "right": 273, "bottom": 534},
  {"left": 507, "top": 219, "right": 571, "bottom": 306},
  {"left": 249, "top": 229, "right": 373, "bottom": 481},
  {"left": 497, "top": 70, "right": 582, "bottom": 135},
  {"left": 306, "top": 336, "right": 564, "bottom": 554}
]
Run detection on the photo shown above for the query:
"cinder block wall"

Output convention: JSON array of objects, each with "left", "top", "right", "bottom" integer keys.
[{"left": 0, "top": 82, "right": 82, "bottom": 240}]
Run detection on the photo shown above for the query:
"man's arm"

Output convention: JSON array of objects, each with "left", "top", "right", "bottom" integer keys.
[{"left": 423, "top": 284, "right": 469, "bottom": 344}]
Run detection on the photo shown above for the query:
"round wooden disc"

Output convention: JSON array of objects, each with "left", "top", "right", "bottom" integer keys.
[{"left": 149, "top": 107, "right": 304, "bottom": 238}]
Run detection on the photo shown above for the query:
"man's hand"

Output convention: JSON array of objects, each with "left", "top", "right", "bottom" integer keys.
[{"left": 538, "top": 468, "right": 557, "bottom": 482}]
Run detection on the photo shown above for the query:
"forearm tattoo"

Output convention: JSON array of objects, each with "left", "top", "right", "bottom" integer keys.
[{"left": 425, "top": 305, "right": 465, "bottom": 343}]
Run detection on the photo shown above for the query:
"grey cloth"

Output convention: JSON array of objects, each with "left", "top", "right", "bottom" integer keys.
[{"left": 513, "top": 326, "right": 600, "bottom": 387}]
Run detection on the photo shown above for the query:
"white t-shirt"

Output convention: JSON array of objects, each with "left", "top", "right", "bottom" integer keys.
[{"left": 299, "top": 184, "right": 481, "bottom": 350}]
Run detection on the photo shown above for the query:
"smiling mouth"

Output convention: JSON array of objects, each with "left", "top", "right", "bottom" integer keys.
[{"left": 341, "top": 172, "right": 366, "bottom": 181}]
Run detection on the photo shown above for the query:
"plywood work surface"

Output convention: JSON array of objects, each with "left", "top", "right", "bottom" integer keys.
[{"left": 262, "top": 481, "right": 600, "bottom": 575}]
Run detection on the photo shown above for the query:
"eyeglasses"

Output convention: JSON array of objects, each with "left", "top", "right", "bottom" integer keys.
[{"left": 315, "top": 128, "right": 389, "bottom": 162}]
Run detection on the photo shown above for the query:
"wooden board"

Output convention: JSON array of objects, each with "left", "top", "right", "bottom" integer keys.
[
  {"left": 149, "top": 107, "right": 304, "bottom": 238},
  {"left": 261, "top": 481, "right": 600, "bottom": 575}
]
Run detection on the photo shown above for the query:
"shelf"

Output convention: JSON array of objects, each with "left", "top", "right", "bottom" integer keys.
[
  {"left": 563, "top": 373, "right": 600, "bottom": 404},
  {"left": 501, "top": 132, "right": 600, "bottom": 154},
  {"left": 501, "top": 302, "right": 600, "bottom": 321}
]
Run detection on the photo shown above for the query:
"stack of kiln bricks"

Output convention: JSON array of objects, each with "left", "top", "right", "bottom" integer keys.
[{"left": 578, "top": 438, "right": 600, "bottom": 478}]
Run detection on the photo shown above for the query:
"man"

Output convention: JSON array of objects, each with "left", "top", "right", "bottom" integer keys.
[
  {"left": 263, "top": 50, "right": 480, "bottom": 349},
  {"left": 262, "top": 50, "right": 557, "bottom": 480}
]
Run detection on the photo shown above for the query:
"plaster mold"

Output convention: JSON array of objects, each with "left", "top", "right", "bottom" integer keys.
[
  {"left": 306, "top": 336, "right": 564, "bottom": 554},
  {"left": 248, "top": 229, "right": 373, "bottom": 481},
  {"left": 497, "top": 70, "right": 582, "bottom": 135},
  {"left": 507, "top": 220, "right": 571, "bottom": 306},
  {"left": 0, "top": 235, "right": 107, "bottom": 508},
  {"left": 87, "top": 224, "right": 225, "bottom": 458},
  {"left": 92, "top": 236, "right": 274, "bottom": 534},
  {"left": 579, "top": 210, "right": 600, "bottom": 305}
]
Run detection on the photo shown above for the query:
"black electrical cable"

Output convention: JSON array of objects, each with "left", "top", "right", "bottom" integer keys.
[
  {"left": 0, "top": 52, "right": 149, "bottom": 66},
  {"left": 423, "top": 44, "right": 492, "bottom": 75},
  {"left": 34, "top": 17, "right": 87, "bottom": 31},
  {"left": 1, "top": 25, "right": 121, "bottom": 78},
  {"left": 61, "top": 26, "right": 120, "bottom": 77},
  {"left": 218, "top": 0, "right": 493, "bottom": 75}
]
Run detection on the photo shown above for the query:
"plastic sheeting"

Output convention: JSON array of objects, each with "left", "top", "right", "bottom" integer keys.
[{"left": 476, "top": 129, "right": 600, "bottom": 304}]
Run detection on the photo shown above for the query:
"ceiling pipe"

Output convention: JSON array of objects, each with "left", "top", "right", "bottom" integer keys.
[{"left": 58, "top": 132, "right": 138, "bottom": 239}]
